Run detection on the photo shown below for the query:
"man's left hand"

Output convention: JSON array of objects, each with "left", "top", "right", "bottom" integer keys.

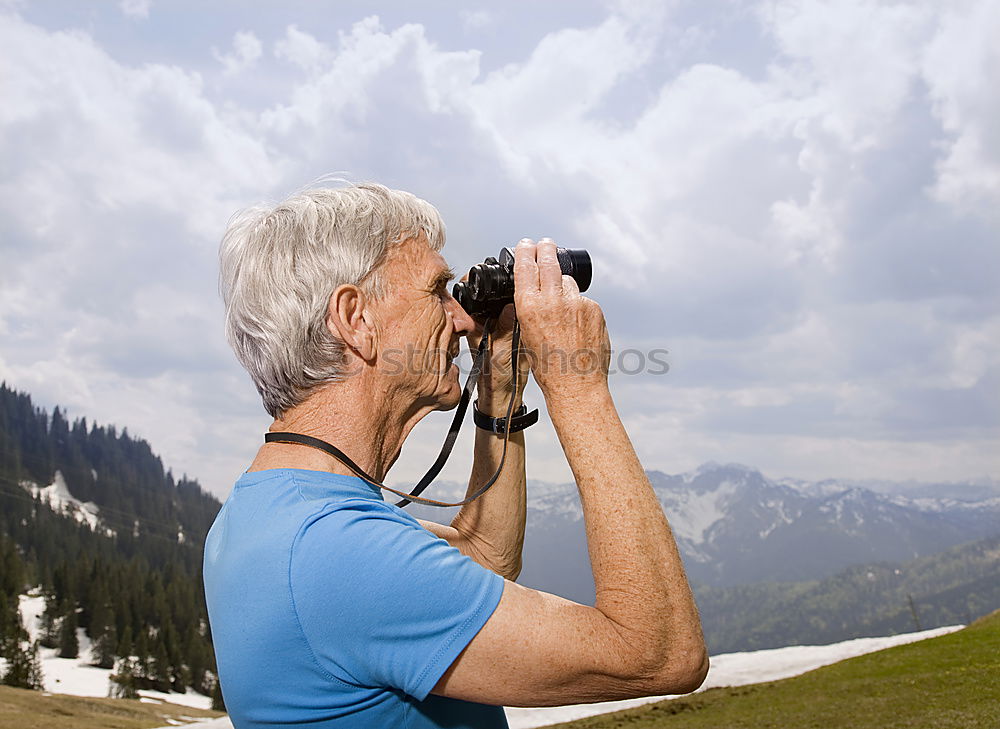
[{"left": 465, "top": 303, "right": 530, "bottom": 418}]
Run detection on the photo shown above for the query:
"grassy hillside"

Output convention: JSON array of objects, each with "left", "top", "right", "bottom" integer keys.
[
  {"left": 0, "top": 687, "right": 222, "bottom": 729},
  {"left": 547, "top": 610, "right": 1000, "bottom": 729}
]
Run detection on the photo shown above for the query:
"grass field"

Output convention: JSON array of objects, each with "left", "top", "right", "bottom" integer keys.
[
  {"left": 547, "top": 609, "right": 1000, "bottom": 729},
  {"left": 0, "top": 687, "right": 223, "bottom": 729}
]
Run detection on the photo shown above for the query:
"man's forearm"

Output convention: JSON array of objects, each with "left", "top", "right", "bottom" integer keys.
[
  {"left": 449, "top": 391, "right": 527, "bottom": 581},
  {"left": 548, "top": 385, "right": 708, "bottom": 682}
]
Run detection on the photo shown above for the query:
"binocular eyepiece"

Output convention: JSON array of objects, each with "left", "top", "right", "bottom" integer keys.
[{"left": 453, "top": 246, "right": 592, "bottom": 317}]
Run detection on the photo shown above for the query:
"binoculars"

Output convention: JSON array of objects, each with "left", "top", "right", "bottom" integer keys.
[{"left": 453, "top": 246, "right": 592, "bottom": 317}]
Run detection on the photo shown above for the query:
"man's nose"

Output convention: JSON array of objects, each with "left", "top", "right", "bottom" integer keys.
[{"left": 446, "top": 295, "right": 477, "bottom": 335}]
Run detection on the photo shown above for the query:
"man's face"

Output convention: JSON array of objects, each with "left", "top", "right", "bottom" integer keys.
[{"left": 371, "top": 233, "right": 475, "bottom": 409}]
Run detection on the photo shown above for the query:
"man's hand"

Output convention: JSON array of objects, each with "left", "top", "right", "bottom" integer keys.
[
  {"left": 463, "top": 282, "right": 531, "bottom": 418},
  {"left": 512, "top": 238, "right": 611, "bottom": 402}
]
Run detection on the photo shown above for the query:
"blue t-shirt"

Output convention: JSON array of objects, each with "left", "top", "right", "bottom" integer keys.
[{"left": 203, "top": 469, "right": 508, "bottom": 728}]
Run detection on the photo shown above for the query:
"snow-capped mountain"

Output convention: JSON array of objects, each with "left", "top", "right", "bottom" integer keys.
[{"left": 504, "top": 463, "right": 1000, "bottom": 602}]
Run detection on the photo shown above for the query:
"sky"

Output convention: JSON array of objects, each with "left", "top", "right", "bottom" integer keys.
[{"left": 1, "top": 0, "right": 998, "bottom": 498}]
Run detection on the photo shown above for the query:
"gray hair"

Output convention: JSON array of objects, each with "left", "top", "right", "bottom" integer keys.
[{"left": 219, "top": 182, "right": 446, "bottom": 418}]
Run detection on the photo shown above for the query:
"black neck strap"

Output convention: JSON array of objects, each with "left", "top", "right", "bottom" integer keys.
[{"left": 265, "top": 319, "right": 523, "bottom": 508}]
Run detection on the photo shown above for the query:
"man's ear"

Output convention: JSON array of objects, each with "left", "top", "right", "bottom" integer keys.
[{"left": 326, "top": 284, "right": 377, "bottom": 361}]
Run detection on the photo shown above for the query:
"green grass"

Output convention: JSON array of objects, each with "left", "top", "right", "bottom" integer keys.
[
  {"left": 0, "top": 687, "right": 223, "bottom": 729},
  {"left": 546, "top": 610, "right": 1000, "bottom": 729}
]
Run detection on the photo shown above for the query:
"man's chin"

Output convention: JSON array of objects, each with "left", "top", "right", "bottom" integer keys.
[{"left": 434, "top": 365, "right": 463, "bottom": 410}]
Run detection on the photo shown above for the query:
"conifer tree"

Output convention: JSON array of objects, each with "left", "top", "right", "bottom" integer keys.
[
  {"left": 151, "top": 634, "right": 172, "bottom": 693},
  {"left": 117, "top": 624, "right": 134, "bottom": 660},
  {"left": 88, "top": 591, "right": 117, "bottom": 669},
  {"left": 109, "top": 656, "right": 140, "bottom": 699},
  {"left": 93, "top": 619, "right": 118, "bottom": 670},
  {"left": 0, "top": 593, "right": 14, "bottom": 645},
  {"left": 210, "top": 674, "right": 226, "bottom": 712},
  {"left": 26, "top": 639, "right": 44, "bottom": 690},
  {"left": 1, "top": 618, "right": 43, "bottom": 690},
  {"left": 58, "top": 605, "right": 79, "bottom": 659},
  {"left": 39, "top": 593, "right": 60, "bottom": 649},
  {"left": 134, "top": 626, "right": 150, "bottom": 681}
]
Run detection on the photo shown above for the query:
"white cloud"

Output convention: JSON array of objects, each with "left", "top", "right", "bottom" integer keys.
[
  {"left": 213, "top": 30, "right": 263, "bottom": 76},
  {"left": 0, "top": 2, "right": 997, "bottom": 494},
  {"left": 274, "top": 25, "right": 334, "bottom": 75},
  {"left": 0, "top": 11, "right": 279, "bottom": 493},
  {"left": 922, "top": 0, "right": 1000, "bottom": 219},
  {"left": 119, "top": 0, "right": 151, "bottom": 20},
  {"left": 459, "top": 9, "right": 493, "bottom": 32}
]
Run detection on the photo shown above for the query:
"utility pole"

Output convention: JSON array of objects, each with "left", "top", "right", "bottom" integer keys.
[{"left": 907, "top": 594, "right": 922, "bottom": 632}]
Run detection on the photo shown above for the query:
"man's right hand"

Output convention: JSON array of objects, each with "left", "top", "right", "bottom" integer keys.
[{"left": 512, "top": 238, "right": 611, "bottom": 400}]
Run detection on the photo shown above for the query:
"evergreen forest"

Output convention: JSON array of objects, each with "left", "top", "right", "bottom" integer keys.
[{"left": 0, "top": 383, "right": 223, "bottom": 705}]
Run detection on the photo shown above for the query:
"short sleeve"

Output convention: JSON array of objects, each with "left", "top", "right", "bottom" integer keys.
[{"left": 289, "top": 499, "right": 505, "bottom": 700}]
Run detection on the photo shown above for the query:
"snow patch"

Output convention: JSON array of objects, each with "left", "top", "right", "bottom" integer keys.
[
  {"left": 21, "top": 471, "right": 101, "bottom": 530},
  {"left": 662, "top": 479, "right": 737, "bottom": 545},
  {"left": 10, "top": 593, "right": 212, "bottom": 711}
]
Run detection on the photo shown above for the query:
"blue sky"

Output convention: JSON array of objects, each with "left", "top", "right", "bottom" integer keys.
[{"left": 1, "top": 0, "right": 998, "bottom": 497}]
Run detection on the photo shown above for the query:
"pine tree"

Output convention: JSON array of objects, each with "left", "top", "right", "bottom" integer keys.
[
  {"left": 0, "top": 593, "right": 15, "bottom": 645},
  {"left": 109, "top": 656, "right": 140, "bottom": 699},
  {"left": 117, "top": 624, "right": 134, "bottom": 660},
  {"left": 93, "top": 619, "right": 118, "bottom": 670},
  {"left": 58, "top": 606, "right": 79, "bottom": 659},
  {"left": 210, "top": 674, "right": 226, "bottom": 712},
  {"left": 134, "top": 626, "right": 150, "bottom": 681},
  {"left": 88, "top": 590, "right": 117, "bottom": 669},
  {"left": 38, "top": 593, "right": 60, "bottom": 649},
  {"left": 150, "top": 633, "right": 172, "bottom": 693},
  {"left": 1, "top": 617, "right": 44, "bottom": 690},
  {"left": 26, "top": 640, "right": 44, "bottom": 690}
]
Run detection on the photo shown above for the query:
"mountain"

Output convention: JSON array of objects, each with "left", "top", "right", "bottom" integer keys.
[
  {"left": 405, "top": 463, "right": 1000, "bottom": 602},
  {"left": 695, "top": 533, "right": 1000, "bottom": 653},
  {"left": 0, "top": 384, "right": 223, "bottom": 703}
]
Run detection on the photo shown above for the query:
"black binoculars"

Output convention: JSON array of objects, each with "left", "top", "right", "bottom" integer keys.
[{"left": 453, "top": 246, "right": 592, "bottom": 317}]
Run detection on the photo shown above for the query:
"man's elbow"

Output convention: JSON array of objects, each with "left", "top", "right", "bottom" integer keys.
[
  {"left": 650, "top": 645, "right": 710, "bottom": 696},
  {"left": 630, "top": 638, "right": 708, "bottom": 697},
  {"left": 493, "top": 555, "right": 522, "bottom": 582}
]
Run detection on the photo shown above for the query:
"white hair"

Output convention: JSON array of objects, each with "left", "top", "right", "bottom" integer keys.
[{"left": 219, "top": 182, "right": 446, "bottom": 418}]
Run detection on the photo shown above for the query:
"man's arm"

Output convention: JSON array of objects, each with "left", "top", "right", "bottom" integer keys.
[
  {"left": 420, "top": 307, "right": 528, "bottom": 581},
  {"left": 429, "top": 239, "right": 708, "bottom": 706}
]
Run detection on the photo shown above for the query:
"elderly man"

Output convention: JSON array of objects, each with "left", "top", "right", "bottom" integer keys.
[{"left": 204, "top": 183, "right": 707, "bottom": 728}]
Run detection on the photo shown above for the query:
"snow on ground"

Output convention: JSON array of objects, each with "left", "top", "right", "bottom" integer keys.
[
  {"left": 12, "top": 594, "right": 213, "bottom": 711},
  {"left": 21, "top": 471, "right": 102, "bottom": 530},
  {"left": 146, "top": 624, "right": 960, "bottom": 729}
]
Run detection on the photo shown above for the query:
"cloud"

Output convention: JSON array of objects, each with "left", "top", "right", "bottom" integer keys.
[
  {"left": 119, "top": 0, "right": 150, "bottom": 20},
  {"left": 922, "top": 0, "right": 1000, "bottom": 220},
  {"left": 0, "top": 2, "right": 997, "bottom": 494},
  {"left": 274, "top": 24, "right": 334, "bottom": 75},
  {"left": 0, "top": 11, "right": 278, "bottom": 493},
  {"left": 213, "top": 30, "right": 263, "bottom": 76},
  {"left": 459, "top": 10, "right": 493, "bottom": 32}
]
